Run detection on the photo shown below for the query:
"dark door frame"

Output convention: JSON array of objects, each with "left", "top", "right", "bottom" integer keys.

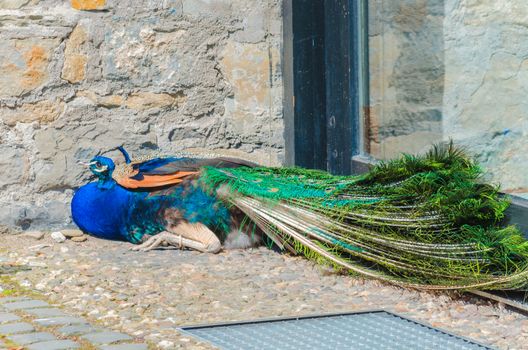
[{"left": 283, "top": 0, "right": 368, "bottom": 175}]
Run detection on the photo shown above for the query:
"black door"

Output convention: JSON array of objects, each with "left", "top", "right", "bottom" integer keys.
[{"left": 285, "top": 0, "right": 363, "bottom": 175}]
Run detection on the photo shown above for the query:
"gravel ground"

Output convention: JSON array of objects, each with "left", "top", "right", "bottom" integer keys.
[{"left": 1, "top": 234, "right": 527, "bottom": 349}]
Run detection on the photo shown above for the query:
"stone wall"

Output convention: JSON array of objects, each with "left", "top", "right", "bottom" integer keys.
[
  {"left": 444, "top": 0, "right": 528, "bottom": 194},
  {"left": 368, "top": 0, "right": 528, "bottom": 194},
  {"left": 367, "top": 0, "right": 445, "bottom": 158},
  {"left": 0, "top": 0, "right": 284, "bottom": 231}
]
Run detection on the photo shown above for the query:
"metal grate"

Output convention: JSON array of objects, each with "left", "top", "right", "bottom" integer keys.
[{"left": 180, "top": 310, "right": 493, "bottom": 350}]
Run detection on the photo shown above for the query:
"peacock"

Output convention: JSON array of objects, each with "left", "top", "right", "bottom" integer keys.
[{"left": 71, "top": 143, "right": 528, "bottom": 291}]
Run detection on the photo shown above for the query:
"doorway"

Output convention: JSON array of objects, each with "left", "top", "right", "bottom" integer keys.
[{"left": 283, "top": 0, "right": 367, "bottom": 175}]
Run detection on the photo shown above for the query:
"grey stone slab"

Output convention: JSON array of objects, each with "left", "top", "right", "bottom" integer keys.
[
  {"left": 81, "top": 331, "right": 133, "bottom": 345},
  {"left": 35, "top": 316, "right": 88, "bottom": 327},
  {"left": 9, "top": 331, "right": 57, "bottom": 345},
  {"left": 27, "top": 339, "right": 80, "bottom": 350},
  {"left": 0, "top": 296, "right": 30, "bottom": 304},
  {"left": 3, "top": 299, "right": 49, "bottom": 310},
  {"left": 99, "top": 344, "right": 148, "bottom": 350},
  {"left": 0, "top": 312, "right": 21, "bottom": 323},
  {"left": 24, "top": 307, "right": 68, "bottom": 318},
  {"left": 57, "top": 324, "right": 100, "bottom": 336},
  {"left": 0, "top": 322, "right": 34, "bottom": 334}
]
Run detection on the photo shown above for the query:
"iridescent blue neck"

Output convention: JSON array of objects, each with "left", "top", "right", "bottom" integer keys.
[{"left": 98, "top": 177, "right": 116, "bottom": 189}]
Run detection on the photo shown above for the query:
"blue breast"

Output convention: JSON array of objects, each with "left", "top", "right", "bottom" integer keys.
[
  {"left": 71, "top": 182, "right": 132, "bottom": 240},
  {"left": 71, "top": 180, "right": 231, "bottom": 243}
]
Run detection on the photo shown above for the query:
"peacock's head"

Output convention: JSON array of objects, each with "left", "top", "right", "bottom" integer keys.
[
  {"left": 80, "top": 156, "right": 116, "bottom": 187},
  {"left": 80, "top": 147, "right": 130, "bottom": 189}
]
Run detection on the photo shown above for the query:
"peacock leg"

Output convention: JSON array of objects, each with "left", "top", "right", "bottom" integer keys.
[
  {"left": 129, "top": 233, "right": 168, "bottom": 251},
  {"left": 130, "top": 222, "right": 221, "bottom": 253}
]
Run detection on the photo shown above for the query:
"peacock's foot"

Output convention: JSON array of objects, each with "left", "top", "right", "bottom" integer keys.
[
  {"left": 130, "top": 229, "right": 221, "bottom": 253},
  {"left": 130, "top": 232, "right": 183, "bottom": 252}
]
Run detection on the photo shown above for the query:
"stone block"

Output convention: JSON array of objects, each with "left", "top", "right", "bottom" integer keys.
[
  {"left": 62, "top": 54, "right": 87, "bottom": 83},
  {"left": 124, "top": 92, "right": 186, "bottom": 111},
  {"left": 82, "top": 331, "right": 133, "bottom": 344},
  {"left": 71, "top": 0, "right": 106, "bottom": 11},
  {"left": 32, "top": 157, "right": 68, "bottom": 191},
  {"left": 0, "top": 99, "right": 65, "bottom": 126},
  {"left": 3, "top": 299, "right": 49, "bottom": 310},
  {"left": 0, "top": 146, "right": 26, "bottom": 189},
  {"left": 0, "top": 312, "right": 21, "bottom": 323},
  {"left": 35, "top": 316, "right": 88, "bottom": 327},
  {"left": 100, "top": 20, "right": 197, "bottom": 87},
  {"left": 0, "top": 38, "right": 61, "bottom": 97},
  {"left": 75, "top": 91, "right": 124, "bottom": 108},
  {"left": 0, "top": 200, "right": 73, "bottom": 232},
  {"left": 24, "top": 308, "right": 68, "bottom": 318},
  {"left": 0, "top": 322, "right": 34, "bottom": 334},
  {"left": 58, "top": 324, "right": 100, "bottom": 336},
  {"left": 27, "top": 339, "right": 80, "bottom": 350},
  {"left": 9, "top": 332, "right": 57, "bottom": 345},
  {"left": 62, "top": 24, "right": 88, "bottom": 83},
  {"left": 0, "top": 297, "right": 30, "bottom": 304}
]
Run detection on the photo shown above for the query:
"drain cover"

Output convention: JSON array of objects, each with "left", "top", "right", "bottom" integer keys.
[{"left": 180, "top": 310, "right": 493, "bottom": 350}]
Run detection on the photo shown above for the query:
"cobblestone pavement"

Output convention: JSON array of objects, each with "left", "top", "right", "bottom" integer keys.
[
  {"left": 0, "top": 292, "right": 149, "bottom": 350},
  {"left": 0, "top": 296, "right": 147, "bottom": 349},
  {"left": 0, "top": 234, "right": 527, "bottom": 349}
]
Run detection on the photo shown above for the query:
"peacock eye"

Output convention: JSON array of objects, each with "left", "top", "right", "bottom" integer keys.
[{"left": 96, "top": 162, "right": 102, "bottom": 167}]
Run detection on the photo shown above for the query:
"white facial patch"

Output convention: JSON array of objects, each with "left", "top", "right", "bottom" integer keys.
[{"left": 92, "top": 165, "right": 108, "bottom": 173}]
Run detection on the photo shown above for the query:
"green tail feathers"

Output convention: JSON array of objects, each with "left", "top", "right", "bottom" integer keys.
[{"left": 199, "top": 142, "right": 528, "bottom": 290}]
